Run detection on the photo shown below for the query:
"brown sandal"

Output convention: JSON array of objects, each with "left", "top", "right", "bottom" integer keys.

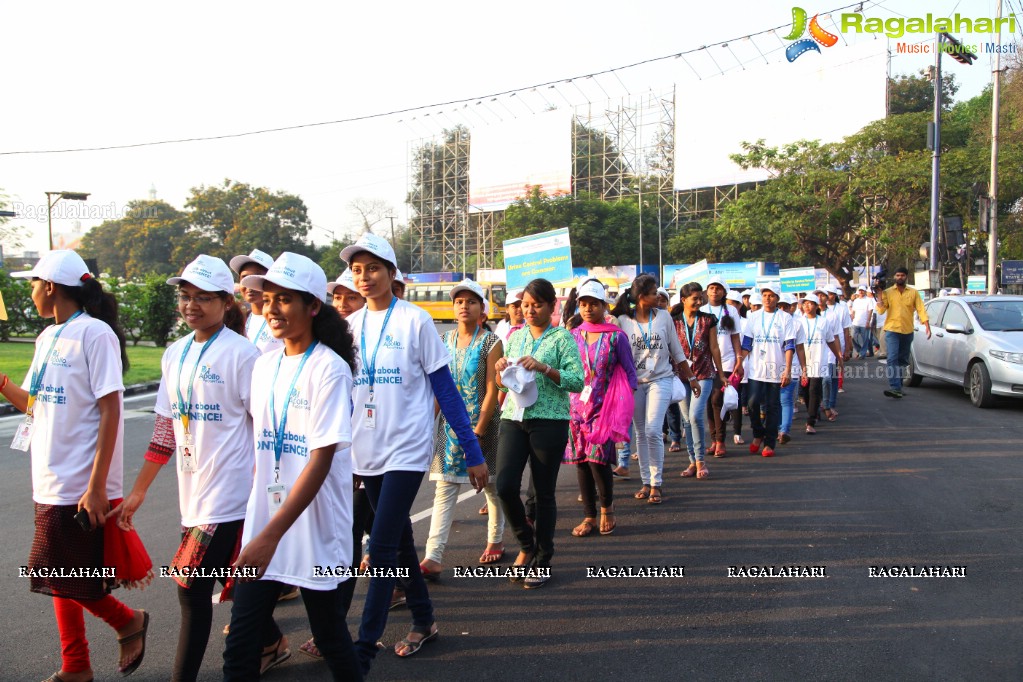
[
  {"left": 634, "top": 485, "right": 651, "bottom": 500},
  {"left": 572, "top": 519, "right": 596, "bottom": 537},
  {"left": 599, "top": 507, "right": 617, "bottom": 535},
  {"left": 647, "top": 487, "right": 663, "bottom": 504}
]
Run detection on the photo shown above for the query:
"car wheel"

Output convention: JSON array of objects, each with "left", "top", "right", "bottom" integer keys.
[
  {"left": 906, "top": 352, "right": 923, "bottom": 387},
  {"left": 968, "top": 362, "right": 995, "bottom": 408}
]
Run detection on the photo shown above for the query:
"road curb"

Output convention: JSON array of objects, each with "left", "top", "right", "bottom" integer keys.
[{"left": 0, "top": 381, "right": 160, "bottom": 416}]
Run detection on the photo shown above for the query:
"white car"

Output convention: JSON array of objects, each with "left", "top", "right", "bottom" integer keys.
[{"left": 908, "top": 295, "right": 1023, "bottom": 407}]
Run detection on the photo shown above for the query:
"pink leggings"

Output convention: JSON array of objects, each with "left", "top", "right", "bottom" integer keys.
[{"left": 53, "top": 594, "right": 135, "bottom": 673}]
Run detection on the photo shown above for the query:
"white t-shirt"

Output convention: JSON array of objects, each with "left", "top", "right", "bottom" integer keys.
[
  {"left": 22, "top": 313, "right": 125, "bottom": 505},
  {"left": 244, "top": 343, "right": 354, "bottom": 589},
  {"left": 744, "top": 309, "right": 796, "bottom": 384},
  {"left": 348, "top": 299, "right": 450, "bottom": 475},
  {"left": 800, "top": 314, "right": 839, "bottom": 378},
  {"left": 700, "top": 303, "right": 739, "bottom": 372},
  {"left": 245, "top": 312, "right": 284, "bottom": 355},
  {"left": 851, "top": 296, "right": 876, "bottom": 327},
  {"left": 154, "top": 328, "right": 261, "bottom": 527},
  {"left": 617, "top": 308, "right": 686, "bottom": 383},
  {"left": 821, "top": 305, "right": 852, "bottom": 353}
]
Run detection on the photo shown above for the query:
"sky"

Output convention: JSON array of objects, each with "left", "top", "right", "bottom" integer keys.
[{"left": 1, "top": 0, "right": 1018, "bottom": 262}]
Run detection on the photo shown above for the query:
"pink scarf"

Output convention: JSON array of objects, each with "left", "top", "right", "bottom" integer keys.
[{"left": 578, "top": 321, "right": 635, "bottom": 445}]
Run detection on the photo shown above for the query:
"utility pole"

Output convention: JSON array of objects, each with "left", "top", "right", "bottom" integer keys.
[{"left": 987, "top": 0, "right": 1003, "bottom": 294}]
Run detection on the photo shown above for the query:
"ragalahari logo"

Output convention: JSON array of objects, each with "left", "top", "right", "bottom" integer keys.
[{"left": 784, "top": 7, "right": 839, "bottom": 62}]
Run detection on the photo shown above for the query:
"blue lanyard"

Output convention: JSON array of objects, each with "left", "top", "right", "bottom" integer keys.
[
  {"left": 269, "top": 341, "right": 318, "bottom": 480},
  {"left": 27, "top": 310, "right": 83, "bottom": 415},
  {"left": 250, "top": 315, "right": 268, "bottom": 346},
  {"left": 640, "top": 309, "right": 656, "bottom": 349},
  {"left": 582, "top": 332, "right": 605, "bottom": 381},
  {"left": 521, "top": 324, "right": 553, "bottom": 357},
  {"left": 683, "top": 313, "right": 697, "bottom": 359},
  {"left": 761, "top": 311, "right": 778, "bottom": 341},
  {"left": 804, "top": 317, "right": 818, "bottom": 344},
  {"left": 175, "top": 327, "right": 223, "bottom": 434},
  {"left": 448, "top": 326, "right": 481, "bottom": 389},
  {"left": 360, "top": 296, "right": 398, "bottom": 400}
]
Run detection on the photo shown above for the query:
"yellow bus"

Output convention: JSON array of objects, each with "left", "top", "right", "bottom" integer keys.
[{"left": 405, "top": 281, "right": 507, "bottom": 322}]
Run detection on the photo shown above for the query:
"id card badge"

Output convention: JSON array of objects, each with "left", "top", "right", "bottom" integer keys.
[
  {"left": 363, "top": 404, "right": 377, "bottom": 430},
  {"left": 511, "top": 405, "right": 525, "bottom": 422},
  {"left": 579, "top": 385, "right": 593, "bottom": 403},
  {"left": 266, "top": 483, "right": 287, "bottom": 516},
  {"left": 10, "top": 416, "right": 34, "bottom": 451},
  {"left": 178, "top": 431, "right": 197, "bottom": 473}
]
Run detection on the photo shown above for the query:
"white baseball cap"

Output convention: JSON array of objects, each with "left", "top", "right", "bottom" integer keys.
[
  {"left": 11, "top": 250, "right": 91, "bottom": 287},
  {"left": 741, "top": 289, "right": 754, "bottom": 298},
  {"left": 326, "top": 268, "right": 358, "bottom": 295},
  {"left": 577, "top": 279, "right": 607, "bottom": 302},
  {"left": 749, "top": 292, "right": 763, "bottom": 306},
  {"left": 656, "top": 287, "right": 670, "bottom": 300},
  {"left": 829, "top": 285, "right": 843, "bottom": 296},
  {"left": 340, "top": 233, "right": 397, "bottom": 268},
  {"left": 759, "top": 282, "right": 779, "bottom": 295},
  {"left": 707, "top": 277, "right": 728, "bottom": 292},
  {"left": 394, "top": 268, "right": 407, "bottom": 285},
  {"left": 669, "top": 292, "right": 681, "bottom": 307},
  {"left": 856, "top": 284, "right": 867, "bottom": 292},
  {"left": 780, "top": 293, "right": 796, "bottom": 305},
  {"left": 240, "top": 252, "right": 329, "bottom": 303},
  {"left": 501, "top": 363, "right": 538, "bottom": 409},
  {"left": 949, "top": 287, "right": 961, "bottom": 295},
  {"left": 450, "top": 278, "right": 486, "bottom": 302},
  {"left": 507, "top": 289, "right": 523, "bottom": 304},
  {"left": 229, "top": 249, "right": 275, "bottom": 275},
  {"left": 167, "top": 255, "right": 235, "bottom": 294},
  {"left": 725, "top": 289, "right": 743, "bottom": 303}
]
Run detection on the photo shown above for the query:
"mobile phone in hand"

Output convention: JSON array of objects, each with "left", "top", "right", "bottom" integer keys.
[{"left": 73, "top": 509, "right": 94, "bottom": 532}]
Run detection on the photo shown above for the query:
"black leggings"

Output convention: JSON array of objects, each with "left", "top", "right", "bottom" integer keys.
[
  {"left": 804, "top": 377, "right": 823, "bottom": 426},
  {"left": 496, "top": 418, "right": 569, "bottom": 568},
  {"left": 173, "top": 520, "right": 281, "bottom": 682},
  {"left": 576, "top": 461, "right": 613, "bottom": 518}
]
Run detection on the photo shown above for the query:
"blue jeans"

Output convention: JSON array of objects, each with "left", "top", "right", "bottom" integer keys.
[
  {"left": 885, "top": 331, "right": 913, "bottom": 390},
  {"left": 665, "top": 402, "right": 681, "bottom": 444},
  {"left": 747, "top": 380, "right": 782, "bottom": 448},
  {"left": 853, "top": 325, "right": 872, "bottom": 357},
  {"left": 356, "top": 471, "right": 433, "bottom": 674},
  {"left": 821, "top": 362, "right": 837, "bottom": 410},
  {"left": 679, "top": 378, "right": 713, "bottom": 464},
  {"left": 779, "top": 380, "right": 796, "bottom": 435},
  {"left": 633, "top": 377, "right": 673, "bottom": 487}
]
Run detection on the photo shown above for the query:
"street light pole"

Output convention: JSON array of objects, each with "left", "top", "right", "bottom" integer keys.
[
  {"left": 45, "top": 191, "right": 90, "bottom": 251},
  {"left": 988, "top": 0, "right": 1003, "bottom": 294}
]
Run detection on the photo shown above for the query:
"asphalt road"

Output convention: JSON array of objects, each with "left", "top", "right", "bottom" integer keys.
[{"left": 1, "top": 356, "right": 1021, "bottom": 681}]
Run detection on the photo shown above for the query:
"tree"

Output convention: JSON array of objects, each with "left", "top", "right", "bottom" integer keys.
[
  {"left": 186, "top": 180, "right": 314, "bottom": 261},
  {"left": 888, "top": 69, "right": 959, "bottom": 116},
  {"left": 348, "top": 198, "right": 393, "bottom": 235},
  {"left": 80, "top": 200, "right": 194, "bottom": 279}
]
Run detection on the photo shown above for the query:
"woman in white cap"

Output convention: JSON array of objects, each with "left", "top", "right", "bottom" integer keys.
[
  {"left": 798, "top": 297, "right": 842, "bottom": 434},
  {"left": 2, "top": 250, "right": 149, "bottom": 681},
  {"left": 738, "top": 285, "right": 796, "bottom": 458},
  {"left": 116, "top": 255, "right": 263, "bottom": 681},
  {"left": 564, "top": 279, "right": 636, "bottom": 536},
  {"left": 777, "top": 293, "right": 806, "bottom": 445},
  {"left": 610, "top": 274, "right": 695, "bottom": 504},
  {"left": 495, "top": 277, "right": 584, "bottom": 588},
  {"left": 229, "top": 249, "right": 283, "bottom": 355},
  {"left": 222, "top": 252, "right": 361, "bottom": 680},
  {"left": 701, "top": 278, "right": 742, "bottom": 457},
  {"left": 328, "top": 268, "right": 366, "bottom": 319},
  {"left": 725, "top": 288, "right": 748, "bottom": 445},
  {"left": 494, "top": 289, "right": 524, "bottom": 343},
  {"left": 341, "top": 233, "right": 486, "bottom": 672},
  {"left": 421, "top": 279, "right": 505, "bottom": 574}
]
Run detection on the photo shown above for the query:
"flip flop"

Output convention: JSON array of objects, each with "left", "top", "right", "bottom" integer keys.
[
  {"left": 680, "top": 465, "right": 697, "bottom": 478},
  {"left": 298, "top": 637, "right": 322, "bottom": 660},
  {"left": 259, "top": 636, "right": 291, "bottom": 675},
  {"left": 46, "top": 673, "right": 91, "bottom": 682},
  {"left": 478, "top": 504, "right": 489, "bottom": 515},
  {"left": 419, "top": 563, "right": 441, "bottom": 582},
  {"left": 117, "top": 610, "right": 149, "bottom": 676},
  {"left": 394, "top": 624, "right": 439, "bottom": 658},
  {"left": 572, "top": 520, "right": 596, "bottom": 537},
  {"left": 669, "top": 442, "right": 682, "bottom": 452},
  {"left": 599, "top": 508, "right": 616, "bottom": 535}
]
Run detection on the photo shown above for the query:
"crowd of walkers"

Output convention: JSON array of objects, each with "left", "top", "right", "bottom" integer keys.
[{"left": 4, "top": 239, "right": 903, "bottom": 681}]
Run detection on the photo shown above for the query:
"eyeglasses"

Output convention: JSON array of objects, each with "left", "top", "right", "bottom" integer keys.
[{"left": 177, "top": 293, "right": 220, "bottom": 305}]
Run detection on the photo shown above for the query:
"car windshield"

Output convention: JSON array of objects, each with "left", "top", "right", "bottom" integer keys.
[{"left": 968, "top": 300, "right": 1023, "bottom": 331}]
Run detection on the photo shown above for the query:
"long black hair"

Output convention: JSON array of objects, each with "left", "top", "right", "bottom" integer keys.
[
  {"left": 299, "top": 292, "right": 357, "bottom": 373},
  {"left": 670, "top": 281, "right": 703, "bottom": 319},
  {"left": 59, "top": 278, "right": 129, "bottom": 373},
  {"left": 522, "top": 278, "right": 557, "bottom": 307},
  {"left": 610, "top": 274, "right": 658, "bottom": 319},
  {"left": 220, "top": 293, "right": 246, "bottom": 336}
]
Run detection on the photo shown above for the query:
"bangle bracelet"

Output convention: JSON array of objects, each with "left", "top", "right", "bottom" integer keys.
[{"left": 0, "top": 374, "right": 8, "bottom": 391}]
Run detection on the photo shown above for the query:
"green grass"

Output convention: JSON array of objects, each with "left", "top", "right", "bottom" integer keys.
[{"left": 0, "top": 341, "right": 166, "bottom": 401}]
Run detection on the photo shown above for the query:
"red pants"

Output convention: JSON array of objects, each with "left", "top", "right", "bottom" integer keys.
[{"left": 53, "top": 594, "right": 134, "bottom": 673}]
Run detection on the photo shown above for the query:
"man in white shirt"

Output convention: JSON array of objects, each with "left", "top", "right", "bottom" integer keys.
[{"left": 850, "top": 286, "right": 876, "bottom": 359}]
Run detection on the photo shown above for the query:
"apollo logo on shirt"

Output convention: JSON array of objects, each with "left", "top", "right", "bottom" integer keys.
[
  {"left": 198, "top": 365, "right": 225, "bottom": 385},
  {"left": 288, "top": 389, "right": 311, "bottom": 410},
  {"left": 47, "top": 347, "right": 72, "bottom": 368},
  {"left": 381, "top": 334, "right": 404, "bottom": 350}
]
